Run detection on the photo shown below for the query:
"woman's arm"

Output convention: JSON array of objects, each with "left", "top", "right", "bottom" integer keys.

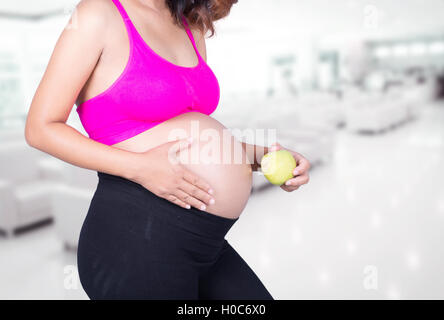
[
  {"left": 25, "top": 0, "right": 137, "bottom": 176},
  {"left": 25, "top": 0, "right": 215, "bottom": 210}
]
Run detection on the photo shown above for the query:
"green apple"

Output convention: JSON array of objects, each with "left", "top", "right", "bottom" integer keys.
[{"left": 261, "top": 150, "right": 296, "bottom": 186}]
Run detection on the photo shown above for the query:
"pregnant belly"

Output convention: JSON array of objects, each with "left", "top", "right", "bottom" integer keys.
[{"left": 111, "top": 112, "right": 253, "bottom": 219}]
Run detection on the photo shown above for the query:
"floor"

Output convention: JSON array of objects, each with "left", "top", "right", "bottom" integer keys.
[{"left": 1, "top": 102, "right": 444, "bottom": 300}]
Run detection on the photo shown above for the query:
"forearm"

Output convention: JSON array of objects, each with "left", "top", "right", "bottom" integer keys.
[
  {"left": 25, "top": 121, "right": 139, "bottom": 180},
  {"left": 241, "top": 142, "right": 269, "bottom": 172}
]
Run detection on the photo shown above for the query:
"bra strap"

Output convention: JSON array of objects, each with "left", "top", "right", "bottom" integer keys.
[{"left": 181, "top": 15, "right": 201, "bottom": 59}]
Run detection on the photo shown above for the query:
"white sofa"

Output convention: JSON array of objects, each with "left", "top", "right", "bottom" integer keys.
[
  {"left": 51, "top": 173, "right": 97, "bottom": 250},
  {"left": 343, "top": 90, "right": 404, "bottom": 133},
  {"left": 0, "top": 127, "right": 27, "bottom": 142},
  {"left": 43, "top": 159, "right": 98, "bottom": 250},
  {"left": 0, "top": 141, "right": 56, "bottom": 236},
  {"left": 0, "top": 136, "right": 97, "bottom": 250},
  {"left": 343, "top": 83, "right": 434, "bottom": 134}
]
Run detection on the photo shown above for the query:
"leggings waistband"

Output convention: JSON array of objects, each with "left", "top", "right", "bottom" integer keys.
[{"left": 96, "top": 171, "right": 239, "bottom": 239}]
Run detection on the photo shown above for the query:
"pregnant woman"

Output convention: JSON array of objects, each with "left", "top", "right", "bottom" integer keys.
[{"left": 25, "top": 0, "right": 310, "bottom": 299}]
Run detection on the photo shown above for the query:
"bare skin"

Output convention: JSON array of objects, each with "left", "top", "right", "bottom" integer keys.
[{"left": 25, "top": 0, "right": 311, "bottom": 217}]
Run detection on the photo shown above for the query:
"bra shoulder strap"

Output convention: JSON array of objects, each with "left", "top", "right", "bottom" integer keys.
[
  {"left": 181, "top": 15, "right": 200, "bottom": 53},
  {"left": 111, "top": 0, "right": 137, "bottom": 42}
]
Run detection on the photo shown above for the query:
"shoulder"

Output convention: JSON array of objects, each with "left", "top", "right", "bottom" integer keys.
[
  {"left": 69, "top": 0, "right": 116, "bottom": 31},
  {"left": 75, "top": 0, "right": 116, "bottom": 14},
  {"left": 58, "top": 0, "right": 121, "bottom": 54}
]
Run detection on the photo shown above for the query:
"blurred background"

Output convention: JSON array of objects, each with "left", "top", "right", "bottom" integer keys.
[{"left": 1, "top": 0, "right": 444, "bottom": 299}]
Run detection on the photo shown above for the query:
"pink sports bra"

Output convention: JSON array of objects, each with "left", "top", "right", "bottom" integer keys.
[{"left": 76, "top": 0, "right": 220, "bottom": 145}]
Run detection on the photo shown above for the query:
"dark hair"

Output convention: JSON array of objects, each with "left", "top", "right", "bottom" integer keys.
[{"left": 166, "top": 0, "right": 238, "bottom": 37}]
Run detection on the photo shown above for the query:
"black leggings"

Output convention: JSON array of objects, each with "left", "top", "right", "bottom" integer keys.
[{"left": 77, "top": 172, "right": 274, "bottom": 300}]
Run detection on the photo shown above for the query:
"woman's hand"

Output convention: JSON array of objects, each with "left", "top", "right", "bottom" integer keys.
[
  {"left": 129, "top": 137, "right": 215, "bottom": 210},
  {"left": 268, "top": 142, "right": 311, "bottom": 192}
]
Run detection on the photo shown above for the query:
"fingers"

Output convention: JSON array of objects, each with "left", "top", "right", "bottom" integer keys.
[
  {"left": 284, "top": 174, "right": 309, "bottom": 188},
  {"left": 182, "top": 169, "right": 214, "bottom": 195},
  {"left": 174, "top": 189, "right": 208, "bottom": 211},
  {"left": 165, "top": 194, "right": 191, "bottom": 209},
  {"left": 292, "top": 154, "right": 311, "bottom": 176},
  {"left": 179, "top": 179, "right": 215, "bottom": 207},
  {"left": 281, "top": 184, "right": 300, "bottom": 192}
]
